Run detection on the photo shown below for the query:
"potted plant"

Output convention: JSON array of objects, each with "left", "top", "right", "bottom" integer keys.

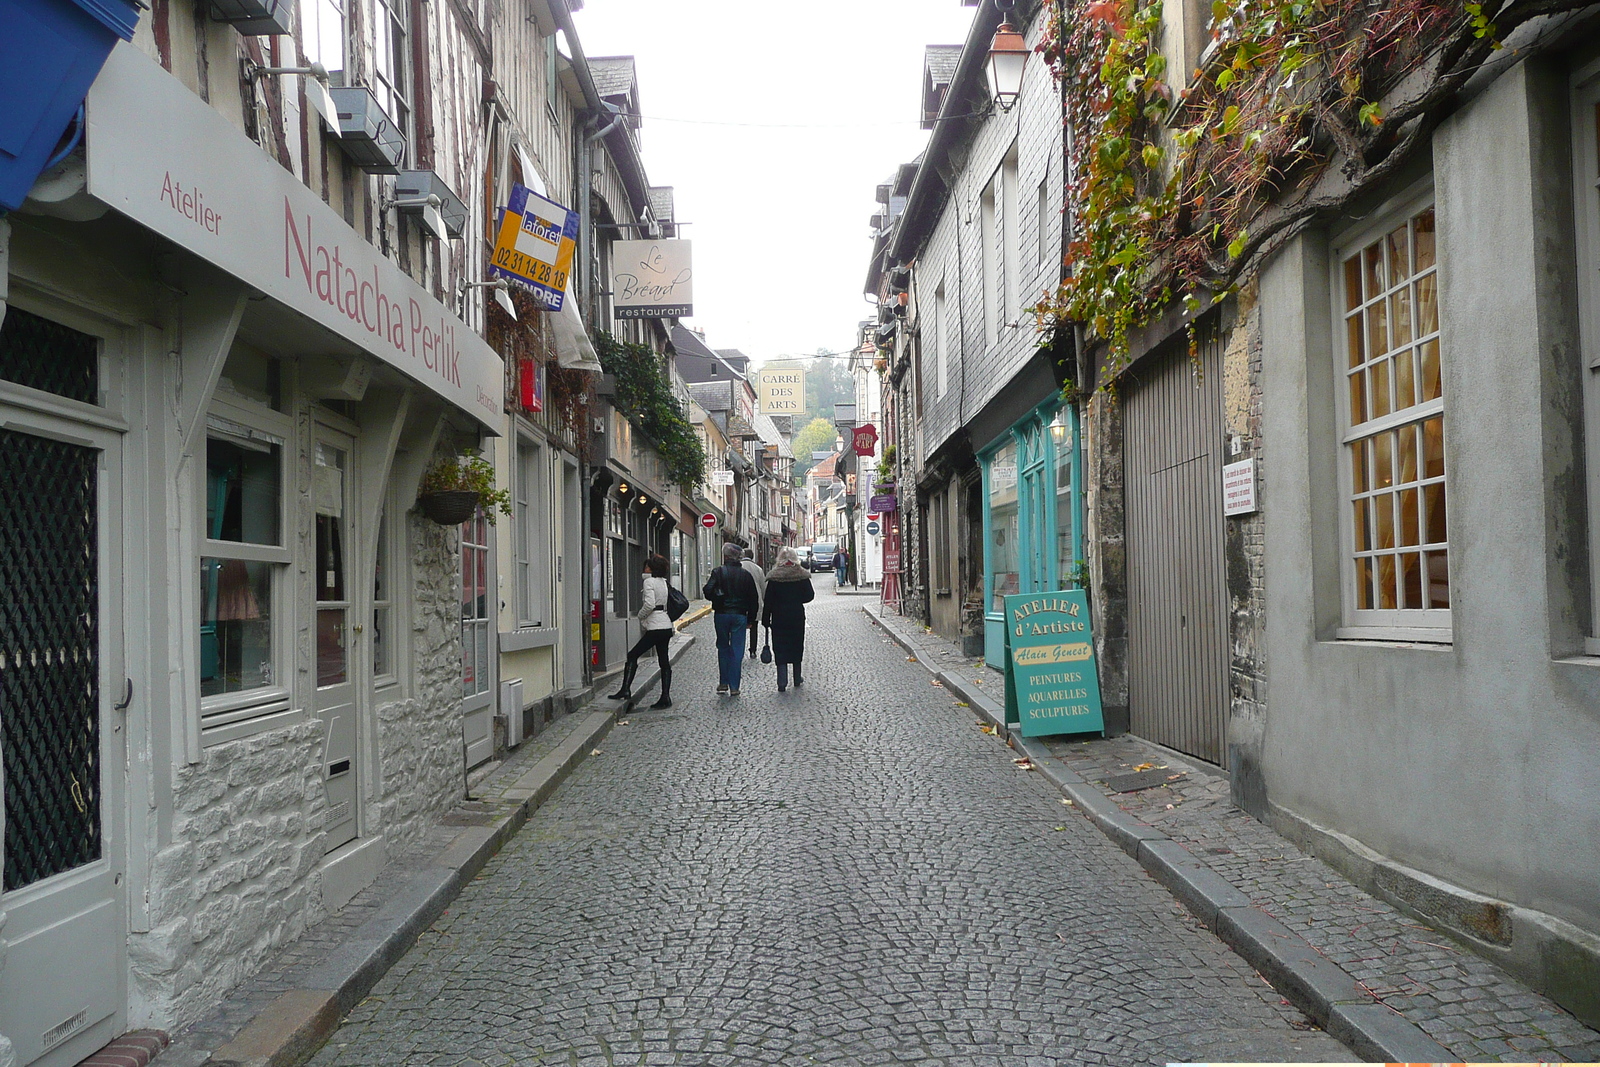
[{"left": 417, "top": 452, "right": 512, "bottom": 525}]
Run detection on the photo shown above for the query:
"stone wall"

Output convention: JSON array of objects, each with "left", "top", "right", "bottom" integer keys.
[
  {"left": 1220, "top": 282, "right": 1270, "bottom": 814},
  {"left": 1081, "top": 390, "right": 1128, "bottom": 733},
  {"left": 374, "top": 507, "right": 467, "bottom": 857},
  {"left": 130, "top": 718, "right": 326, "bottom": 1028}
]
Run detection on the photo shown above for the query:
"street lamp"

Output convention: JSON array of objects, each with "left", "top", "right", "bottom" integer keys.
[{"left": 988, "top": 17, "right": 1029, "bottom": 112}]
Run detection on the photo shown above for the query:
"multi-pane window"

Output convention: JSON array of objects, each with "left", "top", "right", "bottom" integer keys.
[
  {"left": 1002, "top": 149, "right": 1020, "bottom": 317},
  {"left": 371, "top": 0, "right": 411, "bottom": 151},
  {"left": 1338, "top": 203, "right": 1449, "bottom": 629},
  {"left": 372, "top": 507, "right": 393, "bottom": 682},
  {"left": 461, "top": 510, "right": 491, "bottom": 699},
  {"left": 981, "top": 176, "right": 999, "bottom": 349},
  {"left": 200, "top": 405, "right": 292, "bottom": 739},
  {"left": 301, "top": 0, "right": 346, "bottom": 83},
  {"left": 515, "top": 436, "right": 552, "bottom": 627}
]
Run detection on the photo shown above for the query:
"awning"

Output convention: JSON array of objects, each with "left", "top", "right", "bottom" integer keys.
[{"left": 552, "top": 297, "right": 603, "bottom": 372}]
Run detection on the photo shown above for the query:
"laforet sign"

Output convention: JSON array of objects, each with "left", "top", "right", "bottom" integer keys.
[{"left": 1002, "top": 590, "right": 1105, "bottom": 738}]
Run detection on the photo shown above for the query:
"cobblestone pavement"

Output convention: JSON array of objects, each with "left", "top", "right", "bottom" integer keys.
[
  {"left": 308, "top": 581, "right": 1350, "bottom": 1066},
  {"left": 866, "top": 602, "right": 1600, "bottom": 1063}
]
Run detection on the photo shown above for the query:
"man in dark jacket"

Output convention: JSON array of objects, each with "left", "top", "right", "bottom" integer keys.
[{"left": 703, "top": 542, "right": 760, "bottom": 695}]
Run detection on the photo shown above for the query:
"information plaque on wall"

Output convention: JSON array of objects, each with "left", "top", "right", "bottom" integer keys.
[{"left": 1002, "top": 590, "right": 1105, "bottom": 739}]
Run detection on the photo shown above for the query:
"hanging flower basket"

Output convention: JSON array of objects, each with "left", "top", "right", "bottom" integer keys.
[
  {"left": 417, "top": 489, "right": 480, "bottom": 525},
  {"left": 416, "top": 452, "right": 511, "bottom": 526}
]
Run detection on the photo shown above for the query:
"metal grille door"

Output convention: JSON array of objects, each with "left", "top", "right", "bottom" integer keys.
[
  {"left": 1, "top": 428, "right": 101, "bottom": 890},
  {"left": 1123, "top": 328, "right": 1229, "bottom": 766}
]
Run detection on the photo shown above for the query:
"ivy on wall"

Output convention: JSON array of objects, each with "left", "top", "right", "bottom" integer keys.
[
  {"left": 1033, "top": 0, "right": 1563, "bottom": 378},
  {"left": 595, "top": 331, "right": 708, "bottom": 489}
]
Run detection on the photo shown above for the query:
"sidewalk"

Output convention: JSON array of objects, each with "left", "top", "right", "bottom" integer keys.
[
  {"left": 863, "top": 601, "right": 1600, "bottom": 1063},
  {"left": 149, "top": 627, "right": 701, "bottom": 1067}
]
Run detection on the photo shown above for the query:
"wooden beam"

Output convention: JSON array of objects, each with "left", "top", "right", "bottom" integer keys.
[{"left": 177, "top": 267, "right": 250, "bottom": 456}]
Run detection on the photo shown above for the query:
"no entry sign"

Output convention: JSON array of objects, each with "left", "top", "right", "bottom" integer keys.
[{"left": 700, "top": 513, "right": 717, "bottom": 529}]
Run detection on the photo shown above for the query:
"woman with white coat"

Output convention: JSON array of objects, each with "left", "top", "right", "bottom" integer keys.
[{"left": 610, "top": 553, "right": 675, "bottom": 708}]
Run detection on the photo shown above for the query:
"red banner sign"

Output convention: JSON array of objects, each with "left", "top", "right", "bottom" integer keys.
[{"left": 852, "top": 423, "right": 878, "bottom": 457}]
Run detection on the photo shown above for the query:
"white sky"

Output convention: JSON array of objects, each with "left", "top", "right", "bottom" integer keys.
[{"left": 571, "top": 1, "right": 978, "bottom": 363}]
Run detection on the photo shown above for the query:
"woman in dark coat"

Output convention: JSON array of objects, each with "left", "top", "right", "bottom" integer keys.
[{"left": 762, "top": 546, "right": 816, "bottom": 691}]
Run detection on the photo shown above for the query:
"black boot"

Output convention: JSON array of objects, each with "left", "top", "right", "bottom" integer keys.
[
  {"left": 651, "top": 666, "right": 672, "bottom": 709},
  {"left": 793, "top": 658, "right": 804, "bottom": 687},
  {"left": 610, "top": 660, "right": 637, "bottom": 700}
]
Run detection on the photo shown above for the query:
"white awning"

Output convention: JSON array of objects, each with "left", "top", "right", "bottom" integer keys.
[{"left": 552, "top": 297, "right": 603, "bottom": 372}]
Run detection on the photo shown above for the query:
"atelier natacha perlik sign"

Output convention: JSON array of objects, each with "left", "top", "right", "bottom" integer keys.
[
  {"left": 1002, "top": 590, "right": 1105, "bottom": 738},
  {"left": 489, "top": 183, "right": 579, "bottom": 311}
]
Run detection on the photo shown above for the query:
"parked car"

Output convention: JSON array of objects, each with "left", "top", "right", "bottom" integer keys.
[
  {"left": 810, "top": 542, "right": 837, "bottom": 572},
  {"left": 798, "top": 546, "right": 813, "bottom": 569}
]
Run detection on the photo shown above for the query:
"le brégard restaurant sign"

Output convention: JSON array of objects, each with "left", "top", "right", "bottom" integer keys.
[
  {"left": 1002, "top": 590, "right": 1105, "bottom": 738},
  {"left": 490, "top": 184, "right": 580, "bottom": 311}
]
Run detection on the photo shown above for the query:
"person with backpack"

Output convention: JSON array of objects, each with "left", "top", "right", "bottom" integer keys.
[
  {"left": 609, "top": 553, "right": 677, "bottom": 709},
  {"left": 703, "top": 542, "right": 760, "bottom": 696}
]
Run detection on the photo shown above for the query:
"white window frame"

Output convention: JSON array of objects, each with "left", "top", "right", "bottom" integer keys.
[
  {"left": 198, "top": 394, "right": 296, "bottom": 744},
  {"left": 461, "top": 509, "right": 493, "bottom": 700},
  {"left": 371, "top": 499, "right": 399, "bottom": 690},
  {"left": 1001, "top": 146, "right": 1020, "bottom": 321},
  {"left": 1330, "top": 185, "right": 1451, "bottom": 641},
  {"left": 370, "top": 0, "right": 413, "bottom": 157},
  {"left": 514, "top": 432, "right": 554, "bottom": 629},
  {"left": 981, "top": 174, "right": 999, "bottom": 350},
  {"left": 300, "top": 0, "right": 347, "bottom": 85},
  {"left": 1570, "top": 63, "right": 1600, "bottom": 655},
  {"left": 934, "top": 278, "right": 947, "bottom": 399}
]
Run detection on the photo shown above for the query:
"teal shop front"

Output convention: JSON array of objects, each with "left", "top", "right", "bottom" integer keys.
[{"left": 979, "top": 401, "right": 1083, "bottom": 668}]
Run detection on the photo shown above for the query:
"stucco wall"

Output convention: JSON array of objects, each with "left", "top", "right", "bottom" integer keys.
[{"left": 1256, "top": 59, "right": 1600, "bottom": 1009}]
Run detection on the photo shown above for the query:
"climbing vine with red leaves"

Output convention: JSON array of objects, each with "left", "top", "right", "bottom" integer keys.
[{"left": 1033, "top": 0, "right": 1573, "bottom": 380}]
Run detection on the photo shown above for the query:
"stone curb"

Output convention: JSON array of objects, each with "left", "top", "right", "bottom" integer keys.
[
  {"left": 861, "top": 604, "right": 1452, "bottom": 1063},
  {"left": 199, "top": 634, "right": 700, "bottom": 1067}
]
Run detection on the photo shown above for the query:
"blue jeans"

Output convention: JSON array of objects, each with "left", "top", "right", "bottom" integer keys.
[
  {"left": 713, "top": 613, "right": 747, "bottom": 689},
  {"left": 836, "top": 563, "right": 847, "bottom": 586}
]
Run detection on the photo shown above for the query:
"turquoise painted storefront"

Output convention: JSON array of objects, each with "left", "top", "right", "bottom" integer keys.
[{"left": 980, "top": 401, "right": 1084, "bottom": 668}]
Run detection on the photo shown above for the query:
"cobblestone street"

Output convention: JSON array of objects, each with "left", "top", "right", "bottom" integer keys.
[{"left": 306, "top": 585, "right": 1348, "bottom": 1066}]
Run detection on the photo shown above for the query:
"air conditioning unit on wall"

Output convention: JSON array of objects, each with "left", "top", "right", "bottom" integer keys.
[{"left": 500, "top": 678, "right": 525, "bottom": 748}]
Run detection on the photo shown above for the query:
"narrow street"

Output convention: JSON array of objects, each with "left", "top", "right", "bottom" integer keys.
[{"left": 307, "top": 586, "right": 1349, "bottom": 1066}]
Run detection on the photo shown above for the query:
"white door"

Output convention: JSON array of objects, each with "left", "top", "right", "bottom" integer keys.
[
  {"left": 314, "top": 429, "right": 359, "bottom": 852},
  {"left": 0, "top": 407, "right": 126, "bottom": 1067}
]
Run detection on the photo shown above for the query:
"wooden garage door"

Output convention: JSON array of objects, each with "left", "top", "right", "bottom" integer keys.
[{"left": 1123, "top": 325, "right": 1229, "bottom": 766}]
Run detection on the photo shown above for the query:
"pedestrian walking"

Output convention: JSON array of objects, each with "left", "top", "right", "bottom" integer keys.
[
  {"left": 608, "top": 554, "right": 675, "bottom": 709},
  {"left": 703, "top": 542, "right": 760, "bottom": 696},
  {"left": 761, "top": 546, "right": 815, "bottom": 691},
  {"left": 834, "top": 544, "right": 850, "bottom": 588},
  {"left": 741, "top": 547, "right": 766, "bottom": 659}
]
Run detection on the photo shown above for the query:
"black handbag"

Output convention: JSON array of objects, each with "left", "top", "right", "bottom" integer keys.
[{"left": 760, "top": 625, "right": 772, "bottom": 664}]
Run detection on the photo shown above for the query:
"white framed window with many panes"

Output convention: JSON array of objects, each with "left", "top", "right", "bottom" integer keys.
[{"left": 1332, "top": 192, "right": 1450, "bottom": 639}]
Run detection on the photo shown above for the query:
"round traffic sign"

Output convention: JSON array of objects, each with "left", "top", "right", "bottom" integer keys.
[
  {"left": 866, "top": 520, "right": 881, "bottom": 536},
  {"left": 700, "top": 513, "right": 717, "bottom": 529}
]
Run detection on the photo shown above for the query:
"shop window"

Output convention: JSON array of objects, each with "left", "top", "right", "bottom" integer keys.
[
  {"left": 1054, "top": 411, "right": 1080, "bottom": 585},
  {"left": 461, "top": 510, "right": 491, "bottom": 699},
  {"left": 200, "top": 402, "right": 293, "bottom": 741},
  {"left": 1335, "top": 199, "right": 1449, "bottom": 637},
  {"left": 988, "top": 441, "right": 1020, "bottom": 612}
]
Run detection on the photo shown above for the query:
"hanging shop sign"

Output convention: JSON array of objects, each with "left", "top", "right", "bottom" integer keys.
[
  {"left": 490, "top": 183, "right": 579, "bottom": 311},
  {"left": 85, "top": 44, "right": 503, "bottom": 428},
  {"left": 1002, "top": 590, "right": 1105, "bottom": 739},
  {"left": 852, "top": 423, "right": 878, "bottom": 457},
  {"left": 756, "top": 364, "right": 806, "bottom": 414},
  {"left": 710, "top": 469, "right": 735, "bottom": 487},
  {"left": 1222, "top": 458, "right": 1258, "bottom": 516},
  {"left": 868, "top": 491, "right": 898, "bottom": 513},
  {"left": 612, "top": 239, "right": 693, "bottom": 319}
]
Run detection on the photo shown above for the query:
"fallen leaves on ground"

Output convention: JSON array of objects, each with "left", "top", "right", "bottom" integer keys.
[
  {"left": 617, "top": 720, "right": 631, "bottom": 726},
  {"left": 930, "top": 679, "right": 944, "bottom": 687},
  {"left": 1053, "top": 826, "right": 1067, "bottom": 832},
  {"left": 1060, "top": 798, "right": 1074, "bottom": 806},
  {"left": 590, "top": 749, "right": 603, "bottom": 756},
  {"left": 977, "top": 723, "right": 997, "bottom": 735},
  {"left": 1013, "top": 758, "right": 1035, "bottom": 770},
  {"left": 1132, "top": 762, "right": 1155, "bottom": 771},
  {"left": 954, "top": 700, "right": 970, "bottom": 707}
]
